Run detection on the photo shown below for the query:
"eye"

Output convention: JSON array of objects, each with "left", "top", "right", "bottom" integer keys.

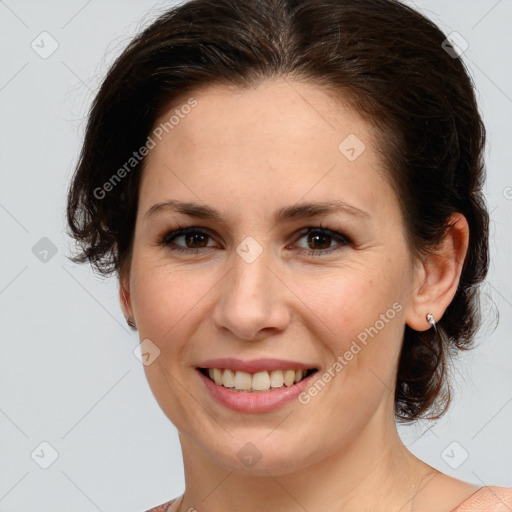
[
  {"left": 292, "top": 226, "right": 350, "bottom": 256},
  {"left": 157, "top": 226, "right": 217, "bottom": 254},
  {"left": 157, "top": 224, "right": 350, "bottom": 257}
]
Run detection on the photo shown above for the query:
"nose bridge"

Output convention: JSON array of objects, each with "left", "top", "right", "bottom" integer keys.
[
  {"left": 230, "top": 251, "right": 267, "bottom": 297},
  {"left": 212, "top": 243, "right": 290, "bottom": 340}
]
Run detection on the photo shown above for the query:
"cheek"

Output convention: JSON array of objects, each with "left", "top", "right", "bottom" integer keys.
[
  {"left": 130, "top": 261, "right": 218, "bottom": 428},
  {"left": 293, "top": 264, "right": 406, "bottom": 389},
  {"left": 129, "top": 259, "right": 220, "bottom": 368},
  {"left": 131, "top": 257, "right": 209, "bottom": 326},
  {"left": 294, "top": 263, "right": 403, "bottom": 340}
]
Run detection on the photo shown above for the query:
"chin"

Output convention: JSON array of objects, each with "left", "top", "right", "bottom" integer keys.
[{"left": 192, "top": 429, "right": 322, "bottom": 477}]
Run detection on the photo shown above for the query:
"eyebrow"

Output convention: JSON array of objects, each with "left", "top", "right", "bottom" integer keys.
[{"left": 144, "top": 198, "right": 370, "bottom": 223}]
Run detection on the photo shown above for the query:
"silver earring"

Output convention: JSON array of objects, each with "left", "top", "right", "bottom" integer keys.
[{"left": 426, "top": 313, "right": 436, "bottom": 329}]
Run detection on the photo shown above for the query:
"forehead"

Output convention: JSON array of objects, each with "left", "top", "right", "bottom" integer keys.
[
  {"left": 147, "top": 79, "right": 373, "bottom": 160},
  {"left": 138, "top": 79, "right": 396, "bottom": 222}
]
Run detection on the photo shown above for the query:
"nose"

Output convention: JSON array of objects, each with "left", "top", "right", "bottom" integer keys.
[{"left": 211, "top": 249, "right": 291, "bottom": 341}]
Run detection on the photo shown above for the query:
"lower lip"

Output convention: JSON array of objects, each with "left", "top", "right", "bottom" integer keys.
[{"left": 196, "top": 369, "right": 317, "bottom": 413}]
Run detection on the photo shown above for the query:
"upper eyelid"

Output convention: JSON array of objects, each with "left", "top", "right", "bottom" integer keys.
[{"left": 164, "top": 226, "right": 219, "bottom": 244}]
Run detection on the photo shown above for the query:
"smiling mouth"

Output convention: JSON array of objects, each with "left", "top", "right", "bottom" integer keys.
[{"left": 197, "top": 367, "right": 318, "bottom": 393}]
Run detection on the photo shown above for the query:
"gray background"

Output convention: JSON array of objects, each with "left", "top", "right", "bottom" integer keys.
[{"left": 0, "top": 1, "right": 511, "bottom": 511}]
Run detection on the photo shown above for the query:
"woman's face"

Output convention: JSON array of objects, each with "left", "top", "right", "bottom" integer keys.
[{"left": 124, "top": 79, "right": 423, "bottom": 474}]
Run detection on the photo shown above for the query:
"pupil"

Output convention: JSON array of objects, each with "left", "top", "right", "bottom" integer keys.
[{"left": 308, "top": 232, "right": 331, "bottom": 250}]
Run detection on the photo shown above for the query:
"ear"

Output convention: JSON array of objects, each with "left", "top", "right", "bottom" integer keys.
[
  {"left": 405, "top": 212, "right": 469, "bottom": 331},
  {"left": 119, "top": 275, "right": 135, "bottom": 327}
]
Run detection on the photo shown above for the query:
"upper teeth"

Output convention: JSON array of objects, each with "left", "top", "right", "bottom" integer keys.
[{"left": 206, "top": 368, "right": 311, "bottom": 391}]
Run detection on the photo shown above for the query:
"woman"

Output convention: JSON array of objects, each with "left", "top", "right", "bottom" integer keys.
[{"left": 66, "top": 0, "right": 511, "bottom": 510}]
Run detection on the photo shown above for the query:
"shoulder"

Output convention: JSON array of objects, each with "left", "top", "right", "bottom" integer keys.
[
  {"left": 144, "top": 498, "right": 176, "bottom": 512},
  {"left": 451, "top": 486, "right": 512, "bottom": 511}
]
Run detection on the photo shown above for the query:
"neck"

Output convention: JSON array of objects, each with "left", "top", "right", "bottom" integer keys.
[{"left": 176, "top": 401, "right": 436, "bottom": 512}]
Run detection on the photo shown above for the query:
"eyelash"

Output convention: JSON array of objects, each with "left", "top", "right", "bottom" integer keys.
[{"left": 157, "top": 224, "right": 350, "bottom": 257}]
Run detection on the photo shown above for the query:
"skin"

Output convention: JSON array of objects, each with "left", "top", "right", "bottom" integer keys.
[{"left": 120, "top": 78, "right": 478, "bottom": 511}]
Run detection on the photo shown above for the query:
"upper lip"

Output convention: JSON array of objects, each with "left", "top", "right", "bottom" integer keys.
[{"left": 196, "top": 358, "right": 318, "bottom": 373}]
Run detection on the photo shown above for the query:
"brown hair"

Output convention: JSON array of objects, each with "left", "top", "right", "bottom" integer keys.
[{"left": 66, "top": 0, "right": 489, "bottom": 422}]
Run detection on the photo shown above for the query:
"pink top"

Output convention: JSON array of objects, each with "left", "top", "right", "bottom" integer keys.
[
  {"left": 145, "top": 486, "right": 512, "bottom": 511},
  {"left": 449, "top": 486, "right": 512, "bottom": 511},
  {"left": 145, "top": 499, "right": 175, "bottom": 512}
]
